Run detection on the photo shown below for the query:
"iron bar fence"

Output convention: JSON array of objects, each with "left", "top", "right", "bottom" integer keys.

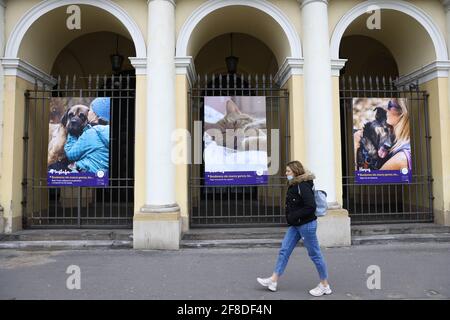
[
  {"left": 188, "top": 73, "right": 290, "bottom": 227},
  {"left": 340, "top": 75, "right": 433, "bottom": 224},
  {"left": 23, "top": 74, "right": 135, "bottom": 228}
]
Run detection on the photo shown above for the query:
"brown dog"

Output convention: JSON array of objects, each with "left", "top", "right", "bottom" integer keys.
[
  {"left": 48, "top": 103, "right": 67, "bottom": 166},
  {"left": 47, "top": 104, "right": 90, "bottom": 166},
  {"left": 63, "top": 104, "right": 90, "bottom": 138}
]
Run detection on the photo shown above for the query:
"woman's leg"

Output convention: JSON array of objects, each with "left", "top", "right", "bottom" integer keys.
[
  {"left": 300, "top": 220, "right": 329, "bottom": 282},
  {"left": 272, "top": 226, "right": 302, "bottom": 281}
]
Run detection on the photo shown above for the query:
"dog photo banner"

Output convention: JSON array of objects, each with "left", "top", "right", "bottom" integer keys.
[
  {"left": 47, "top": 97, "right": 111, "bottom": 187},
  {"left": 203, "top": 96, "right": 268, "bottom": 186},
  {"left": 353, "top": 98, "right": 412, "bottom": 184}
]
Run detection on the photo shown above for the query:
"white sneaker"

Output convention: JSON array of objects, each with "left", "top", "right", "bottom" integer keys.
[
  {"left": 309, "top": 283, "right": 333, "bottom": 297},
  {"left": 257, "top": 277, "right": 277, "bottom": 292}
]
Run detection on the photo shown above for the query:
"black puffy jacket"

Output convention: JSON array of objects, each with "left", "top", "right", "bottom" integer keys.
[{"left": 285, "top": 172, "right": 317, "bottom": 227}]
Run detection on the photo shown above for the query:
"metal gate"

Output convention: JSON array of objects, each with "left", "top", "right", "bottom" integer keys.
[
  {"left": 23, "top": 74, "right": 135, "bottom": 228},
  {"left": 340, "top": 75, "right": 433, "bottom": 224},
  {"left": 189, "top": 74, "right": 290, "bottom": 227}
]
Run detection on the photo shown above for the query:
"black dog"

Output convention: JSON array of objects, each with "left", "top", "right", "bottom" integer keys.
[{"left": 356, "top": 107, "right": 395, "bottom": 170}]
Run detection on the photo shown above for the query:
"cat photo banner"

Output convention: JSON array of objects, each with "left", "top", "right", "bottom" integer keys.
[
  {"left": 204, "top": 96, "right": 268, "bottom": 186},
  {"left": 353, "top": 98, "right": 412, "bottom": 184},
  {"left": 47, "top": 97, "right": 111, "bottom": 187}
]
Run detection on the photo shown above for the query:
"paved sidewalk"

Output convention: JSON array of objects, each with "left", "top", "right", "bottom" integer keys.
[{"left": 0, "top": 243, "right": 449, "bottom": 300}]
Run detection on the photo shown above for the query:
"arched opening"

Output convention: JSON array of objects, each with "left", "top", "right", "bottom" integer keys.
[
  {"left": 336, "top": 8, "right": 437, "bottom": 224},
  {"left": 176, "top": 0, "right": 302, "bottom": 63},
  {"left": 52, "top": 32, "right": 136, "bottom": 78},
  {"left": 337, "top": 9, "right": 436, "bottom": 77},
  {"left": 339, "top": 35, "right": 398, "bottom": 78},
  {"left": 195, "top": 33, "right": 278, "bottom": 76},
  {"left": 183, "top": 4, "right": 294, "bottom": 227},
  {"left": 16, "top": 4, "right": 141, "bottom": 228}
]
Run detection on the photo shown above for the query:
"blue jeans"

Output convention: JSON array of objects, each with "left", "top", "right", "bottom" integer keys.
[{"left": 274, "top": 220, "right": 328, "bottom": 281}]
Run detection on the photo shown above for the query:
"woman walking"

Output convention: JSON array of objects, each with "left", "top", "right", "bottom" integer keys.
[{"left": 257, "top": 161, "right": 332, "bottom": 297}]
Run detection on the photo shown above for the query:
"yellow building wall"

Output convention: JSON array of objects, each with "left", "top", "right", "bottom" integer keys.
[
  {"left": 0, "top": 76, "right": 36, "bottom": 232},
  {"left": 328, "top": 0, "right": 448, "bottom": 75},
  {"left": 328, "top": 0, "right": 447, "bottom": 38},
  {"left": 420, "top": 77, "right": 450, "bottom": 225},
  {"left": 4, "top": 0, "right": 147, "bottom": 74},
  {"left": 133, "top": 75, "right": 147, "bottom": 214},
  {"left": 175, "top": 74, "right": 189, "bottom": 231},
  {"left": 332, "top": 76, "right": 344, "bottom": 207},
  {"left": 284, "top": 75, "right": 305, "bottom": 163},
  {"left": 113, "top": 0, "right": 148, "bottom": 41}
]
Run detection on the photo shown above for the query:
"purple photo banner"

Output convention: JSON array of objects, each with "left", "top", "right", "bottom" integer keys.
[
  {"left": 47, "top": 171, "right": 109, "bottom": 187},
  {"left": 205, "top": 171, "right": 268, "bottom": 186},
  {"left": 353, "top": 98, "right": 413, "bottom": 185},
  {"left": 355, "top": 169, "right": 412, "bottom": 184},
  {"left": 47, "top": 97, "right": 111, "bottom": 187},
  {"left": 203, "top": 96, "right": 269, "bottom": 186}
]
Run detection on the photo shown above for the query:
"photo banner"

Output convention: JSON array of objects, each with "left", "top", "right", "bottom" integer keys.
[
  {"left": 353, "top": 98, "right": 412, "bottom": 184},
  {"left": 47, "top": 97, "right": 111, "bottom": 187},
  {"left": 204, "top": 96, "right": 268, "bottom": 186}
]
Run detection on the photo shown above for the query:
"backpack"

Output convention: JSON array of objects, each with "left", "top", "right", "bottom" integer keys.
[{"left": 297, "top": 184, "right": 328, "bottom": 217}]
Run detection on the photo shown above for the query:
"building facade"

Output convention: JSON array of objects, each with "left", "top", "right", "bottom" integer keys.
[{"left": 0, "top": 0, "right": 449, "bottom": 249}]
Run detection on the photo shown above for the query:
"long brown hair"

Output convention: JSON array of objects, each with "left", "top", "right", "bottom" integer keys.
[
  {"left": 286, "top": 161, "right": 306, "bottom": 177},
  {"left": 389, "top": 99, "right": 410, "bottom": 154}
]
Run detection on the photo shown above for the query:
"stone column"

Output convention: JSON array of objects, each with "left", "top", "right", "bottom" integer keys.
[
  {"left": 0, "top": 0, "right": 5, "bottom": 187},
  {"left": 301, "top": 0, "right": 351, "bottom": 247},
  {"left": 444, "top": 1, "right": 450, "bottom": 56},
  {"left": 133, "top": 0, "right": 181, "bottom": 250},
  {"left": 301, "top": 0, "right": 339, "bottom": 207},
  {"left": 0, "top": 1, "right": 5, "bottom": 233}
]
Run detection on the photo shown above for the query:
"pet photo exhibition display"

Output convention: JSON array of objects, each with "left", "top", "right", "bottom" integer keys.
[
  {"left": 47, "top": 97, "right": 111, "bottom": 187},
  {"left": 353, "top": 98, "right": 412, "bottom": 184},
  {"left": 203, "top": 96, "right": 269, "bottom": 186}
]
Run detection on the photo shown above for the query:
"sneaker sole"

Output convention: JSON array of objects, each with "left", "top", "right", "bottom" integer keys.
[
  {"left": 309, "top": 291, "right": 333, "bottom": 297},
  {"left": 257, "top": 279, "right": 277, "bottom": 292}
]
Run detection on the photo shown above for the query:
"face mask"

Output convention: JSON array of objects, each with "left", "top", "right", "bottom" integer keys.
[{"left": 287, "top": 175, "right": 294, "bottom": 181}]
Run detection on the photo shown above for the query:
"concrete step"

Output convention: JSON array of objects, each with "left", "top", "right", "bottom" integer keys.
[
  {"left": 182, "top": 225, "right": 450, "bottom": 249},
  {"left": 0, "top": 229, "right": 133, "bottom": 250},
  {"left": 0, "top": 240, "right": 132, "bottom": 250},
  {"left": 181, "top": 228, "right": 287, "bottom": 249},
  {"left": 351, "top": 223, "right": 450, "bottom": 237},
  {"left": 181, "top": 233, "right": 450, "bottom": 249},
  {"left": 181, "top": 238, "right": 289, "bottom": 249},
  {"left": 0, "top": 229, "right": 133, "bottom": 242},
  {"left": 182, "top": 227, "right": 287, "bottom": 241},
  {"left": 351, "top": 233, "right": 450, "bottom": 245}
]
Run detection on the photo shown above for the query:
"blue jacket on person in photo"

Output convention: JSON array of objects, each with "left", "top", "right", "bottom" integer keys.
[{"left": 64, "top": 124, "right": 110, "bottom": 174}]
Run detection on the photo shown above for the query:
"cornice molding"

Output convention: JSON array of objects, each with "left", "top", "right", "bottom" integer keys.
[
  {"left": 148, "top": 0, "right": 176, "bottom": 6},
  {"left": 1, "top": 58, "right": 57, "bottom": 88},
  {"left": 395, "top": 60, "right": 450, "bottom": 87},
  {"left": 274, "top": 57, "right": 304, "bottom": 87},
  {"left": 129, "top": 57, "right": 147, "bottom": 75},
  {"left": 331, "top": 59, "right": 348, "bottom": 77},
  {"left": 175, "top": 56, "right": 197, "bottom": 87}
]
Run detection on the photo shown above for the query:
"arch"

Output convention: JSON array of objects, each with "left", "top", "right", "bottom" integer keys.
[
  {"left": 4, "top": 0, "right": 146, "bottom": 59},
  {"left": 176, "top": 0, "right": 302, "bottom": 59},
  {"left": 330, "top": 0, "right": 448, "bottom": 61}
]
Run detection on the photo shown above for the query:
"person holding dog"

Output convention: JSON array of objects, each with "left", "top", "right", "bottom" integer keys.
[
  {"left": 380, "top": 99, "right": 411, "bottom": 171},
  {"left": 64, "top": 97, "right": 110, "bottom": 174},
  {"left": 257, "top": 161, "right": 332, "bottom": 297},
  {"left": 354, "top": 99, "right": 411, "bottom": 171}
]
